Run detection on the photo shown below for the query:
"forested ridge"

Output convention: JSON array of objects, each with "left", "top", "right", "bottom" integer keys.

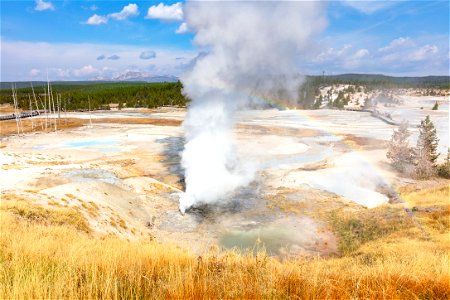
[
  {"left": 0, "top": 82, "right": 188, "bottom": 110},
  {"left": 1, "top": 74, "right": 448, "bottom": 111}
]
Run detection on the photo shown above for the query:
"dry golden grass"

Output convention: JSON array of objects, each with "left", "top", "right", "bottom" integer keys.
[
  {"left": 0, "top": 183, "right": 449, "bottom": 299},
  {"left": 0, "top": 194, "right": 90, "bottom": 233},
  {"left": 0, "top": 118, "right": 86, "bottom": 136},
  {"left": 0, "top": 106, "right": 21, "bottom": 113},
  {"left": 400, "top": 183, "right": 450, "bottom": 241}
]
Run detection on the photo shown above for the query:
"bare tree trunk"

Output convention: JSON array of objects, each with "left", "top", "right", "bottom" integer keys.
[
  {"left": 57, "top": 94, "right": 61, "bottom": 126},
  {"left": 11, "top": 84, "right": 23, "bottom": 136},
  {"left": 46, "top": 75, "right": 50, "bottom": 131},
  {"left": 28, "top": 94, "right": 34, "bottom": 130},
  {"left": 88, "top": 96, "right": 93, "bottom": 128},
  {"left": 51, "top": 83, "right": 57, "bottom": 132},
  {"left": 12, "top": 84, "right": 20, "bottom": 136},
  {"left": 31, "top": 82, "right": 44, "bottom": 131}
]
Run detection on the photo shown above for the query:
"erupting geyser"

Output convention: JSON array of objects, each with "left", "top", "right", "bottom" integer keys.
[{"left": 178, "top": 0, "right": 327, "bottom": 214}]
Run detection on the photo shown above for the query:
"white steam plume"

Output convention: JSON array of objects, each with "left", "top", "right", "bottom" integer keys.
[{"left": 179, "top": 1, "right": 327, "bottom": 213}]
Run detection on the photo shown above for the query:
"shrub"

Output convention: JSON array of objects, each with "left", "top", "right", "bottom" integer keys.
[{"left": 437, "top": 162, "right": 450, "bottom": 179}]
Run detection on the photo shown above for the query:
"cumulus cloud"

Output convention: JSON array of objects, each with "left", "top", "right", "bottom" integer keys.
[
  {"left": 176, "top": 22, "right": 189, "bottom": 34},
  {"left": 354, "top": 48, "right": 369, "bottom": 59},
  {"left": 34, "top": 0, "right": 54, "bottom": 11},
  {"left": 408, "top": 45, "right": 438, "bottom": 62},
  {"left": 96, "top": 54, "right": 105, "bottom": 60},
  {"left": 29, "top": 68, "right": 41, "bottom": 77},
  {"left": 314, "top": 44, "right": 353, "bottom": 63},
  {"left": 314, "top": 45, "right": 370, "bottom": 69},
  {"left": 139, "top": 50, "right": 156, "bottom": 59},
  {"left": 109, "top": 3, "right": 139, "bottom": 21},
  {"left": 379, "top": 37, "right": 414, "bottom": 52},
  {"left": 308, "top": 33, "right": 449, "bottom": 75},
  {"left": 146, "top": 2, "right": 183, "bottom": 21},
  {"left": 2, "top": 40, "right": 197, "bottom": 81},
  {"left": 378, "top": 37, "right": 440, "bottom": 65},
  {"left": 107, "top": 55, "right": 120, "bottom": 60},
  {"left": 344, "top": 48, "right": 370, "bottom": 68},
  {"left": 72, "top": 65, "right": 99, "bottom": 77},
  {"left": 85, "top": 3, "right": 139, "bottom": 25},
  {"left": 86, "top": 14, "right": 108, "bottom": 25}
]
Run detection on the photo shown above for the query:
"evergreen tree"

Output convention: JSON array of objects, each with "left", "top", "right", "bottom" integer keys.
[
  {"left": 363, "top": 97, "right": 372, "bottom": 108},
  {"left": 313, "top": 95, "right": 322, "bottom": 109},
  {"left": 416, "top": 115, "right": 439, "bottom": 164},
  {"left": 432, "top": 101, "right": 439, "bottom": 110},
  {"left": 414, "top": 115, "right": 439, "bottom": 178},
  {"left": 386, "top": 121, "right": 414, "bottom": 172},
  {"left": 437, "top": 148, "right": 450, "bottom": 179}
]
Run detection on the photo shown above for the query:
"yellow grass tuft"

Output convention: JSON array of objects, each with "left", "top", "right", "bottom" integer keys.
[
  {"left": 0, "top": 182, "right": 449, "bottom": 299},
  {"left": 1, "top": 194, "right": 90, "bottom": 233}
]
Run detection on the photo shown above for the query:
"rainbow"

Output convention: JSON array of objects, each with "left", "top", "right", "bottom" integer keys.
[{"left": 234, "top": 91, "right": 430, "bottom": 238}]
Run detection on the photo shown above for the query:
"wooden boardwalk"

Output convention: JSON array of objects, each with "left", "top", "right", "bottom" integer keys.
[
  {"left": 0, "top": 110, "right": 45, "bottom": 121},
  {"left": 344, "top": 108, "right": 402, "bottom": 126}
]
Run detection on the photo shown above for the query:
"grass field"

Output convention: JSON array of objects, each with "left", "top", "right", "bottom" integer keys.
[{"left": 1, "top": 182, "right": 448, "bottom": 299}]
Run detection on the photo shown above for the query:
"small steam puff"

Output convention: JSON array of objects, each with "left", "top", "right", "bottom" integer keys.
[{"left": 179, "top": 1, "right": 327, "bottom": 213}]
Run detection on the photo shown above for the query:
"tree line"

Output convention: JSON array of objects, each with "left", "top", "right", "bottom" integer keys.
[
  {"left": 386, "top": 116, "right": 449, "bottom": 179},
  {"left": 0, "top": 82, "right": 189, "bottom": 111},
  {"left": 1, "top": 75, "right": 448, "bottom": 111}
]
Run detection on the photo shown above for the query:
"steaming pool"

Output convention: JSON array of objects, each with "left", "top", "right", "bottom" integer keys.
[{"left": 34, "top": 139, "right": 120, "bottom": 153}]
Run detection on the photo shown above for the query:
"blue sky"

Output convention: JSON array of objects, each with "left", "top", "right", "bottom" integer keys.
[{"left": 1, "top": 0, "right": 449, "bottom": 81}]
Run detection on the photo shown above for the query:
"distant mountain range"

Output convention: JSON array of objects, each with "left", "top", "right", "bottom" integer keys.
[
  {"left": 110, "top": 71, "right": 178, "bottom": 83},
  {"left": 0, "top": 73, "right": 179, "bottom": 89}
]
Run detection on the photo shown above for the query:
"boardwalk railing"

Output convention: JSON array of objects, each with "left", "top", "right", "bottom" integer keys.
[
  {"left": 344, "top": 107, "right": 401, "bottom": 126},
  {"left": 0, "top": 110, "right": 45, "bottom": 121}
]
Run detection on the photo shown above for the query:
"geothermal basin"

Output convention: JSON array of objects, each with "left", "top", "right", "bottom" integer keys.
[{"left": 1, "top": 100, "right": 448, "bottom": 258}]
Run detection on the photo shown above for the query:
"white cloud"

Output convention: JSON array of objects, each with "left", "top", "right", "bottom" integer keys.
[
  {"left": 378, "top": 37, "right": 414, "bottom": 52},
  {"left": 314, "top": 45, "right": 371, "bottom": 69},
  {"left": 408, "top": 45, "right": 438, "bottom": 62},
  {"left": 354, "top": 48, "right": 369, "bottom": 59},
  {"left": 343, "top": 48, "right": 370, "bottom": 68},
  {"left": 29, "top": 68, "right": 41, "bottom": 77},
  {"left": 378, "top": 37, "right": 440, "bottom": 65},
  {"left": 314, "top": 44, "right": 353, "bottom": 63},
  {"left": 340, "top": 0, "right": 397, "bottom": 14},
  {"left": 310, "top": 35, "right": 447, "bottom": 75},
  {"left": 176, "top": 22, "right": 189, "bottom": 34},
  {"left": 1, "top": 40, "right": 197, "bottom": 81},
  {"left": 34, "top": 0, "right": 54, "bottom": 11},
  {"left": 107, "top": 55, "right": 121, "bottom": 60},
  {"left": 139, "top": 51, "right": 156, "bottom": 59},
  {"left": 146, "top": 2, "right": 183, "bottom": 21},
  {"left": 72, "top": 65, "right": 99, "bottom": 77},
  {"left": 85, "top": 4, "right": 139, "bottom": 25},
  {"left": 109, "top": 3, "right": 139, "bottom": 21},
  {"left": 86, "top": 14, "right": 108, "bottom": 25}
]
